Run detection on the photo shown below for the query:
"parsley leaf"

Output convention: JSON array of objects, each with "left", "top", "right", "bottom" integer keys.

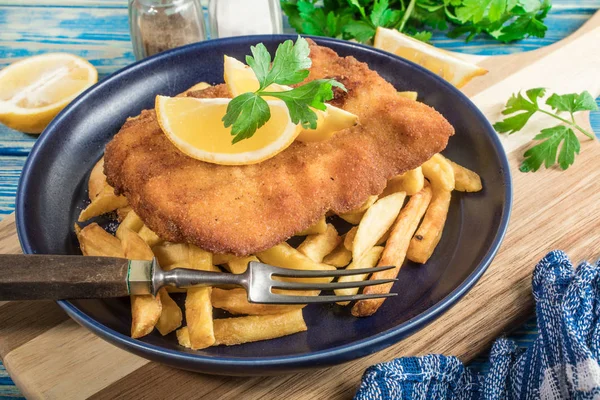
[
  {"left": 348, "top": 0, "right": 368, "bottom": 20},
  {"left": 520, "top": 126, "right": 580, "bottom": 172},
  {"left": 222, "top": 37, "right": 346, "bottom": 143},
  {"left": 489, "top": 0, "right": 507, "bottom": 21},
  {"left": 223, "top": 93, "right": 271, "bottom": 144},
  {"left": 370, "top": 0, "right": 396, "bottom": 26},
  {"left": 455, "top": 0, "right": 493, "bottom": 24},
  {"left": 247, "top": 38, "right": 311, "bottom": 89},
  {"left": 245, "top": 44, "right": 271, "bottom": 87},
  {"left": 344, "top": 20, "right": 377, "bottom": 42},
  {"left": 494, "top": 88, "right": 596, "bottom": 172},
  {"left": 546, "top": 91, "right": 598, "bottom": 114},
  {"left": 495, "top": 5, "right": 549, "bottom": 42},
  {"left": 263, "top": 79, "right": 345, "bottom": 129},
  {"left": 410, "top": 31, "right": 434, "bottom": 42},
  {"left": 492, "top": 88, "right": 545, "bottom": 134}
]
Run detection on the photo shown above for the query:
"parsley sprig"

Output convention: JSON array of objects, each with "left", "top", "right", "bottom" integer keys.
[
  {"left": 281, "top": 0, "right": 551, "bottom": 44},
  {"left": 223, "top": 37, "right": 345, "bottom": 144},
  {"left": 493, "top": 88, "right": 598, "bottom": 172}
]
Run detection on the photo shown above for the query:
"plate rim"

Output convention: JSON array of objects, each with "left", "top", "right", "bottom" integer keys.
[{"left": 15, "top": 34, "right": 513, "bottom": 372}]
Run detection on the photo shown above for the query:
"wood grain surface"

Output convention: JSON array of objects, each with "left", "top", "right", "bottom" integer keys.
[{"left": 1, "top": 4, "right": 600, "bottom": 400}]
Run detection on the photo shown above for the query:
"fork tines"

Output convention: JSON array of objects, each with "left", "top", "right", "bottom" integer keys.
[
  {"left": 264, "top": 292, "right": 397, "bottom": 304},
  {"left": 270, "top": 265, "right": 395, "bottom": 278},
  {"left": 271, "top": 278, "right": 397, "bottom": 292},
  {"left": 267, "top": 264, "right": 397, "bottom": 303}
]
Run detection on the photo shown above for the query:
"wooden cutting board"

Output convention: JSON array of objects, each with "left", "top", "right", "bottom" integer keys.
[{"left": 1, "top": 11, "right": 600, "bottom": 399}]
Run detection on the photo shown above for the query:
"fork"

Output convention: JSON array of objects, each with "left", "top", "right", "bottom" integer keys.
[{"left": 0, "top": 254, "right": 396, "bottom": 303}]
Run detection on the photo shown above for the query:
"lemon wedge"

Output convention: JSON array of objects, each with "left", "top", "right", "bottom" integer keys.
[
  {"left": 0, "top": 53, "right": 97, "bottom": 133},
  {"left": 223, "top": 55, "right": 358, "bottom": 142},
  {"left": 155, "top": 95, "right": 301, "bottom": 165},
  {"left": 373, "top": 27, "right": 487, "bottom": 88}
]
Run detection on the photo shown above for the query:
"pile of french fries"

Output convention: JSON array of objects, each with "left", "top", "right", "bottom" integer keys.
[
  {"left": 76, "top": 151, "right": 481, "bottom": 348},
  {"left": 75, "top": 84, "right": 483, "bottom": 349}
]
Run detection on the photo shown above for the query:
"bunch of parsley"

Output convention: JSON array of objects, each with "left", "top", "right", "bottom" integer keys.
[{"left": 280, "top": 0, "right": 552, "bottom": 44}]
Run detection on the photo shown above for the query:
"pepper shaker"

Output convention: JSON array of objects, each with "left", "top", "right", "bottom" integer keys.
[
  {"left": 208, "top": 0, "right": 283, "bottom": 39},
  {"left": 129, "top": 0, "right": 207, "bottom": 60}
]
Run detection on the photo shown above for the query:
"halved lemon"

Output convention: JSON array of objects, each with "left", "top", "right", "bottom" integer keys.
[
  {"left": 0, "top": 53, "right": 98, "bottom": 133},
  {"left": 223, "top": 55, "right": 358, "bottom": 142},
  {"left": 155, "top": 95, "right": 301, "bottom": 165},
  {"left": 373, "top": 27, "right": 487, "bottom": 88}
]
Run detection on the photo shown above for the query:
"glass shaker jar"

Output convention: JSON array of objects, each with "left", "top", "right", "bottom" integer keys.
[
  {"left": 208, "top": 0, "right": 283, "bottom": 39},
  {"left": 129, "top": 0, "right": 207, "bottom": 60}
]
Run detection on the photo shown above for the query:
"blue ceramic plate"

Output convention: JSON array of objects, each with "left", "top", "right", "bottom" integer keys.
[{"left": 16, "top": 35, "right": 511, "bottom": 375}]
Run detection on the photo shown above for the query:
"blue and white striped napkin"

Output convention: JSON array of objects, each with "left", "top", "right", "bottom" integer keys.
[{"left": 355, "top": 250, "right": 600, "bottom": 399}]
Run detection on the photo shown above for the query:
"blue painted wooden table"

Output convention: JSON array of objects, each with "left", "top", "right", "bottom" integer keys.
[{"left": 0, "top": 1, "right": 599, "bottom": 398}]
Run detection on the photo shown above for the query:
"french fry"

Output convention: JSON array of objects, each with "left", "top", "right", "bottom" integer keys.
[
  {"left": 296, "top": 216, "right": 327, "bottom": 236},
  {"left": 421, "top": 153, "right": 455, "bottom": 192},
  {"left": 151, "top": 243, "right": 194, "bottom": 268},
  {"left": 339, "top": 212, "right": 364, "bottom": 225},
  {"left": 338, "top": 195, "right": 378, "bottom": 225},
  {"left": 77, "top": 223, "right": 124, "bottom": 258},
  {"left": 88, "top": 157, "right": 106, "bottom": 201},
  {"left": 116, "top": 210, "right": 144, "bottom": 239},
  {"left": 179, "top": 81, "right": 211, "bottom": 96},
  {"left": 398, "top": 91, "right": 418, "bottom": 101},
  {"left": 257, "top": 243, "right": 336, "bottom": 284},
  {"left": 121, "top": 227, "right": 154, "bottom": 260},
  {"left": 212, "top": 310, "right": 307, "bottom": 346},
  {"left": 188, "top": 244, "right": 213, "bottom": 270},
  {"left": 323, "top": 242, "right": 352, "bottom": 267},
  {"left": 377, "top": 226, "right": 392, "bottom": 245},
  {"left": 351, "top": 185, "right": 432, "bottom": 317},
  {"left": 344, "top": 226, "right": 358, "bottom": 250},
  {"left": 223, "top": 255, "right": 258, "bottom": 274},
  {"left": 116, "top": 206, "right": 133, "bottom": 222},
  {"left": 297, "top": 224, "right": 341, "bottom": 262},
  {"left": 155, "top": 288, "right": 182, "bottom": 335},
  {"left": 78, "top": 184, "right": 129, "bottom": 222},
  {"left": 120, "top": 227, "right": 163, "bottom": 338},
  {"left": 352, "top": 192, "right": 406, "bottom": 261},
  {"left": 138, "top": 225, "right": 163, "bottom": 247},
  {"left": 186, "top": 287, "right": 215, "bottom": 349},
  {"left": 335, "top": 246, "right": 384, "bottom": 305},
  {"left": 344, "top": 225, "right": 387, "bottom": 260},
  {"left": 352, "top": 185, "right": 433, "bottom": 317},
  {"left": 211, "top": 288, "right": 305, "bottom": 315},
  {"left": 176, "top": 327, "right": 192, "bottom": 348},
  {"left": 213, "top": 253, "right": 236, "bottom": 265},
  {"left": 383, "top": 167, "right": 424, "bottom": 197},
  {"left": 407, "top": 186, "right": 451, "bottom": 264},
  {"left": 346, "top": 195, "right": 378, "bottom": 214},
  {"left": 183, "top": 245, "right": 215, "bottom": 350},
  {"left": 130, "top": 294, "right": 162, "bottom": 339},
  {"left": 444, "top": 158, "right": 482, "bottom": 192},
  {"left": 348, "top": 226, "right": 392, "bottom": 249}
]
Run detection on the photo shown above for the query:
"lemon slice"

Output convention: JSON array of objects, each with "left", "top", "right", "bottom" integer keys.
[
  {"left": 155, "top": 95, "right": 301, "bottom": 165},
  {"left": 373, "top": 27, "right": 487, "bottom": 88},
  {"left": 0, "top": 53, "right": 98, "bottom": 133},
  {"left": 223, "top": 55, "right": 358, "bottom": 142}
]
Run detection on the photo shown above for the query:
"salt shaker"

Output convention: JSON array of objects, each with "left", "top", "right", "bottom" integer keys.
[
  {"left": 129, "top": 0, "right": 207, "bottom": 60},
  {"left": 208, "top": 0, "right": 283, "bottom": 39}
]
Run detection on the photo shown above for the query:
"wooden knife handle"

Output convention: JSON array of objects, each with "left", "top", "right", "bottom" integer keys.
[{"left": 0, "top": 254, "right": 130, "bottom": 300}]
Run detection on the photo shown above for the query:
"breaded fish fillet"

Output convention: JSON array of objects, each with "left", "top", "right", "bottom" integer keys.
[{"left": 104, "top": 41, "right": 454, "bottom": 256}]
